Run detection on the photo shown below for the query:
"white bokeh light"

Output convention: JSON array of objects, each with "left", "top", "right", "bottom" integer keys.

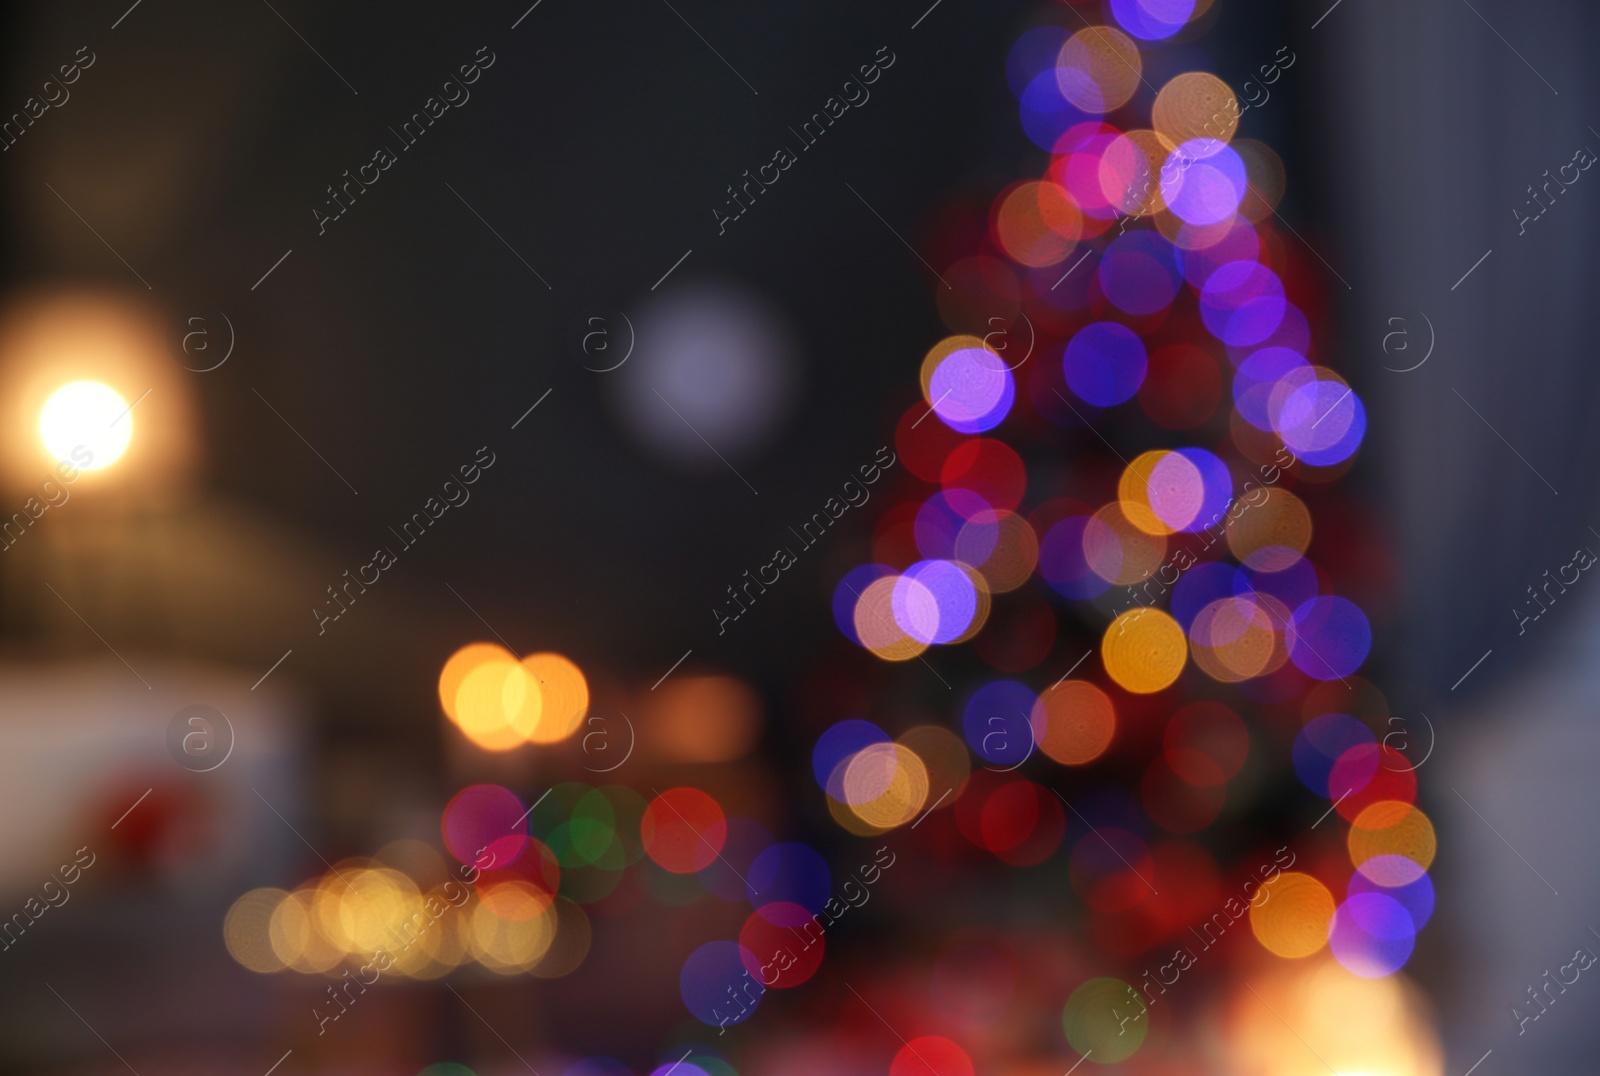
[
  {"left": 612, "top": 281, "right": 799, "bottom": 470},
  {"left": 39, "top": 380, "right": 132, "bottom": 470}
]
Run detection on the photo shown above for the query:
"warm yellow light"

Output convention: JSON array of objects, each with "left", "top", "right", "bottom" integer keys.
[
  {"left": 38, "top": 380, "right": 132, "bottom": 470},
  {"left": 1249, "top": 871, "right": 1336, "bottom": 958},
  {"left": 223, "top": 888, "right": 289, "bottom": 974},
  {"left": 841, "top": 742, "right": 930, "bottom": 830},
  {"left": 455, "top": 658, "right": 542, "bottom": 751},
  {"left": 521, "top": 652, "right": 588, "bottom": 744},
  {"left": 1224, "top": 958, "right": 1443, "bottom": 1076},
  {"left": 438, "top": 642, "right": 510, "bottom": 723},
  {"left": 1102, "top": 608, "right": 1187, "bottom": 693},
  {"left": 468, "top": 898, "right": 557, "bottom": 973}
]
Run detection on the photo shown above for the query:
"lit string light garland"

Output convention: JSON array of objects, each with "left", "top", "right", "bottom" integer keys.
[{"left": 813, "top": 5, "right": 1436, "bottom": 1071}]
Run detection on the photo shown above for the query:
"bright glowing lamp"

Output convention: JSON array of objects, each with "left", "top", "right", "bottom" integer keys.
[
  {"left": 0, "top": 292, "right": 199, "bottom": 494},
  {"left": 39, "top": 380, "right": 132, "bottom": 470}
]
